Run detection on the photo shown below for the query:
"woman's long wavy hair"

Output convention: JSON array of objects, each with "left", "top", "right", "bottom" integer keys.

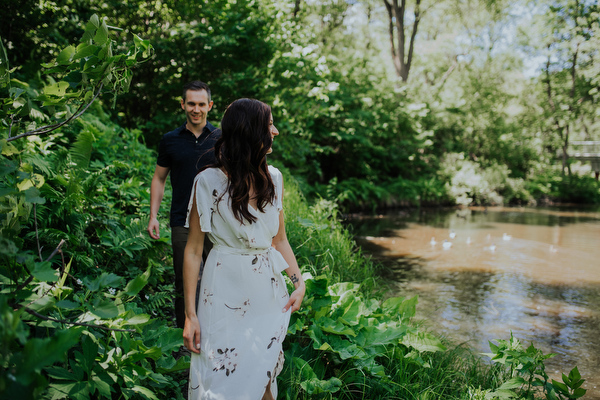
[{"left": 214, "top": 98, "right": 275, "bottom": 224}]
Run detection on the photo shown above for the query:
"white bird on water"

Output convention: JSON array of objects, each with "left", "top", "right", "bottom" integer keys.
[
  {"left": 466, "top": 237, "right": 472, "bottom": 245},
  {"left": 503, "top": 233, "right": 512, "bottom": 241},
  {"left": 430, "top": 237, "right": 437, "bottom": 246},
  {"left": 449, "top": 230, "right": 456, "bottom": 239},
  {"left": 442, "top": 240, "right": 452, "bottom": 250},
  {"left": 489, "top": 243, "right": 496, "bottom": 252}
]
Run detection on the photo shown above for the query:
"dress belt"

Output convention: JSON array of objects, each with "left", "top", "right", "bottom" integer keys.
[
  {"left": 212, "top": 244, "right": 271, "bottom": 256},
  {"left": 211, "top": 245, "right": 290, "bottom": 298}
]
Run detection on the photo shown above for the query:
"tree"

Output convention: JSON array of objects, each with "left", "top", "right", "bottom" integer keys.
[
  {"left": 383, "top": 0, "right": 423, "bottom": 82},
  {"left": 539, "top": 0, "right": 599, "bottom": 175}
]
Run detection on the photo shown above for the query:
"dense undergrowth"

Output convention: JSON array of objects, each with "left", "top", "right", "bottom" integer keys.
[{"left": 1, "top": 108, "right": 587, "bottom": 399}]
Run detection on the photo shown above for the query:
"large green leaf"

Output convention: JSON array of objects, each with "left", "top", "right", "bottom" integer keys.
[
  {"left": 30, "top": 260, "right": 58, "bottom": 282},
  {"left": 123, "top": 266, "right": 151, "bottom": 296},
  {"left": 401, "top": 330, "right": 447, "bottom": 353},
  {"left": 91, "top": 299, "right": 119, "bottom": 319}
]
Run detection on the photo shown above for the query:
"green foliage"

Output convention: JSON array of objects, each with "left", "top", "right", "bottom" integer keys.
[
  {"left": 280, "top": 273, "right": 448, "bottom": 399},
  {"left": 1, "top": 14, "right": 153, "bottom": 141},
  {"left": 526, "top": 169, "right": 600, "bottom": 204},
  {"left": 483, "top": 334, "right": 587, "bottom": 400}
]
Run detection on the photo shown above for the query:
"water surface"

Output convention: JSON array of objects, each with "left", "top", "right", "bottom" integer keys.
[{"left": 348, "top": 206, "right": 600, "bottom": 398}]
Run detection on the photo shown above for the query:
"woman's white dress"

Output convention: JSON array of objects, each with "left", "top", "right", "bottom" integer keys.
[{"left": 185, "top": 166, "right": 291, "bottom": 400}]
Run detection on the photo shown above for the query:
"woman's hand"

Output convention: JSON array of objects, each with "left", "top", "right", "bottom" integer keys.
[
  {"left": 183, "top": 315, "right": 202, "bottom": 354},
  {"left": 283, "top": 281, "right": 305, "bottom": 313}
]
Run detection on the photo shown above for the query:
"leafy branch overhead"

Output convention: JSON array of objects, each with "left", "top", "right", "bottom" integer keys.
[{"left": 0, "top": 14, "right": 153, "bottom": 142}]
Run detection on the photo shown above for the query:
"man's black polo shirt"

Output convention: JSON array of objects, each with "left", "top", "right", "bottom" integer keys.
[{"left": 157, "top": 122, "right": 221, "bottom": 227}]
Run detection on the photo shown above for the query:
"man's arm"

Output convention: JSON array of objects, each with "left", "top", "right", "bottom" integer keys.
[{"left": 147, "top": 165, "right": 170, "bottom": 239}]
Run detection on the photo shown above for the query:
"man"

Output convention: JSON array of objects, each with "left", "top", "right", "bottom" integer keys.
[{"left": 147, "top": 81, "right": 220, "bottom": 329}]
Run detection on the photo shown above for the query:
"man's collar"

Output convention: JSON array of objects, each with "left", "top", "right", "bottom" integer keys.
[{"left": 178, "top": 121, "right": 215, "bottom": 135}]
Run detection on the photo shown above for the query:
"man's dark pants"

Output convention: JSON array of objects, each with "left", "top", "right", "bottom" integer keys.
[{"left": 171, "top": 226, "right": 211, "bottom": 329}]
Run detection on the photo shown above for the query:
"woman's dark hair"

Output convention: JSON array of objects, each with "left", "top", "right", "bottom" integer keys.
[{"left": 214, "top": 98, "right": 275, "bottom": 224}]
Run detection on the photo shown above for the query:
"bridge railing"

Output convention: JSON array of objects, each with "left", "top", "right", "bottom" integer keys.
[{"left": 569, "top": 141, "right": 600, "bottom": 159}]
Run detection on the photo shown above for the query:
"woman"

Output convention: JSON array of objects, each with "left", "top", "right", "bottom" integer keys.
[{"left": 182, "top": 98, "right": 305, "bottom": 400}]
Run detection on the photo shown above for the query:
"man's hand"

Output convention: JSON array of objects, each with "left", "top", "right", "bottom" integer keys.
[{"left": 148, "top": 217, "right": 160, "bottom": 239}]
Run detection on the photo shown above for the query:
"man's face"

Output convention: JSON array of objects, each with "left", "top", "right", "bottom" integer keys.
[{"left": 181, "top": 89, "right": 213, "bottom": 128}]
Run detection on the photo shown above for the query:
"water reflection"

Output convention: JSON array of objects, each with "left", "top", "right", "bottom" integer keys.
[{"left": 348, "top": 207, "right": 600, "bottom": 399}]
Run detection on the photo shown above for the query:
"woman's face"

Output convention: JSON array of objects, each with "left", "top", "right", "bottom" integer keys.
[{"left": 266, "top": 113, "right": 279, "bottom": 154}]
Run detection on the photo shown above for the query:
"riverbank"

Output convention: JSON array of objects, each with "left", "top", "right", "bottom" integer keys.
[{"left": 346, "top": 206, "right": 600, "bottom": 399}]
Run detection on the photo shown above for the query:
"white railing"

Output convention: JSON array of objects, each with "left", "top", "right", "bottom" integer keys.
[{"left": 569, "top": 141, "right": 600, "bottom": 160}]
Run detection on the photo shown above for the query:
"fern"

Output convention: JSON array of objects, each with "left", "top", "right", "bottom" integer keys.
[
  {"left": 70, "top": 128, "right": 96, "bottom": 171},
  {"left": 143, "top": 291, "right": 172, "bottom": 313}
]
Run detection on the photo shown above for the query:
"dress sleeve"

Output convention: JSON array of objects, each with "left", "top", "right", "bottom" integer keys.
[
  {"left": 270, "top": 166, "right": 284, "bottom": 212},
  {"left": 184, "top": 173, "right": 213, "bottom": 232}
]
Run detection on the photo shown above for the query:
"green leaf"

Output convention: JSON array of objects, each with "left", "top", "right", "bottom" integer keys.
[
  {"left": 127, "top": 314, "right": 151, "bottom": 325},
  {"left": 94, "top": 21, "right": 110, "bottom": 45},
  {"left": 17, "top": 328, "right": 82, "bottom": 384},
  {"left": 91, "top": 299, "right": 119, "bottom": 319},
  {"left": 56, "top": 45, "right": 76, "bottom": 65},
  {"left": 55, "top": 300, "right": 80, "bottom": 309},
  {"left": 24, "top": 187, "right": 46, "bottom": 204},
  {"left": 293, "top": 357, "right": 342, "bottom": 394},
  {"left": 44, "top": 81, "right": 70, "bottom": 97},
  {"left": 130, "top": 385, "right": 159, "bottom": 400},
  {"left": 568, "top": 366, "right": 582, "bottom": 382},
  {"left": 497, "top": 377, "right": 525, "bottom": 390},
  {"left": 355, "top": 322, "right": 408, "bottom": 347},
  {"left": 81, "top": 335, "right": 98, "bottom": 374},
  {"left": 89, "top": 14, "right": 100, "bottom": 28},
  {"left": 123, "top": 266, "right": 151, "bottom": 296},
  {"left": 45, "top": 366, "right": 76, "bottom": 381},
  {"left": 47, "top": 382, "right": 76, "bottom": 399},
  {"left": 316, "top": 316, "right": 356, "bottom": 337},
  {"left": 401, "top": 330, "right": 447, "bottom": 353},
  {"left": 68, "top": 381, "right": 89, "bottom": 400},
  {"left": 552, "top": 380, "right": 570, "bottom": 395},
  {"left": 92, "top": 374, "right": 112, "bottom": 398},
  {"left": 31, "top": 261, "right": 58, "bottom": 282},
  {"left": 73, "top": 44, "right": 99, "bottom": 61},
  {"left": 155, "top": 328, "right": 184, "bottom": 354}
]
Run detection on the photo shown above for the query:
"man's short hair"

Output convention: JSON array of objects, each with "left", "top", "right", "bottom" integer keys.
[{"left": 183, "top": 81, "right": 211, "bottom": 102}]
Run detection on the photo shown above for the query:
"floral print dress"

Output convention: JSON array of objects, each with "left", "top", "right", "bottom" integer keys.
[{"left": 185, "top": 165, "right": 291, "bottom": 400}]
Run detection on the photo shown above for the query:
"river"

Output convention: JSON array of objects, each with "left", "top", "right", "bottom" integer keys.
[{"left": 347, "top": 206, "right": 600, "bottom": 399}]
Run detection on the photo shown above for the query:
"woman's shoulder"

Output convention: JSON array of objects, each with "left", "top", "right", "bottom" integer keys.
[
  {"left": 197, "top": 167, "right": 224, "bottom": 178},
  {"left": 268, "top": 165, "right": 282, "bottom": 180},
  {"left": 195, "top": 167, "right": 226, "bottom": 186}
]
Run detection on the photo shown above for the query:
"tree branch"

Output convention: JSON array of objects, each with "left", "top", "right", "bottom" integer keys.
[
  {"left": 22, "top": 307, "right": 135, "bottom": 333},
  {"left": 7, "top": 82, "right": 104, "bottom": 142},
  {"left": 34, "top": 203, "right": 42, "bottom": 261}
]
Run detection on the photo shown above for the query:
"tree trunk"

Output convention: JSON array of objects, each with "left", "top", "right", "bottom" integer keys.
[{"left": 383, "top": 0, "right": 422, "bottom": 82}]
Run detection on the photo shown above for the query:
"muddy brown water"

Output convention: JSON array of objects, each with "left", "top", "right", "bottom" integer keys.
[{"left": 348, "top": 206, "right": 600, "bottom": 398}]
